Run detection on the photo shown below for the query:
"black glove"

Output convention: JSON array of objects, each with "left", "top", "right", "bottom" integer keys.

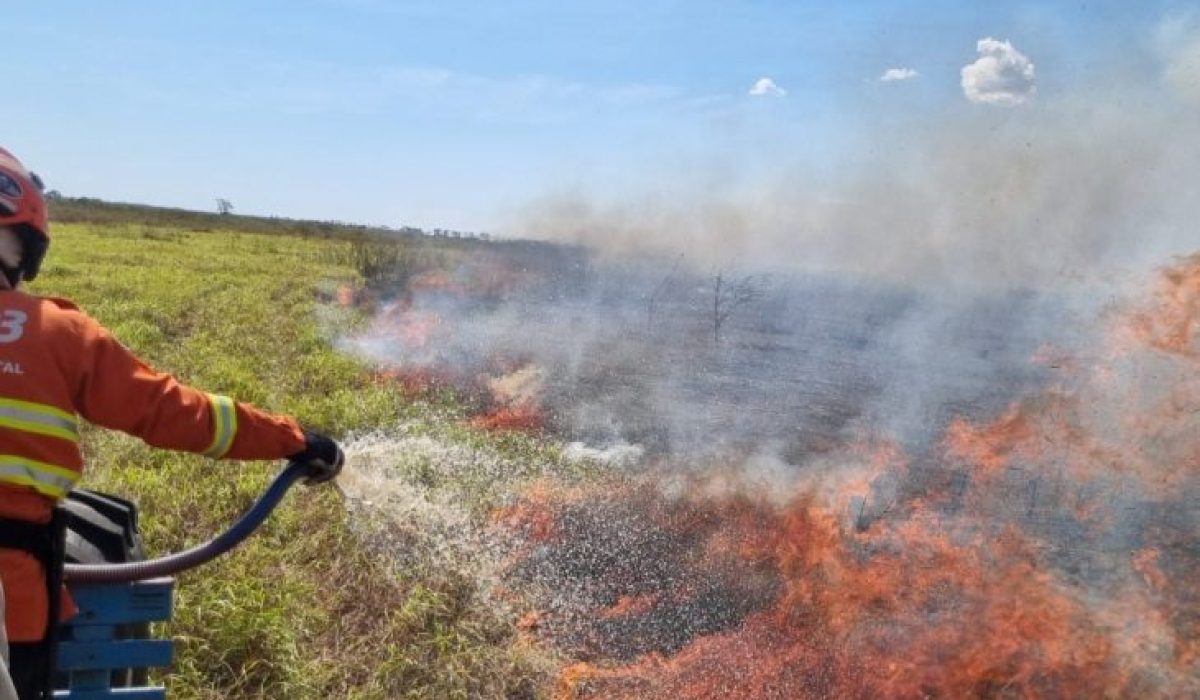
[{"left": 288, "top": 430, "right": 345, "bottom": 485}]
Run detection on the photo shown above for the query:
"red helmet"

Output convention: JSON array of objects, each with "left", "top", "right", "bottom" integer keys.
[{"left": 0, "top": 147, "right": 49, "bottom": 281}]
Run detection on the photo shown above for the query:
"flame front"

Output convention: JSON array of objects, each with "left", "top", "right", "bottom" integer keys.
[
  {"left": 348, "top": 247, "right": 1200, "bottom": 698},
  {"left": 493, "top": 255, "right": 1200, "bottom": 699}
]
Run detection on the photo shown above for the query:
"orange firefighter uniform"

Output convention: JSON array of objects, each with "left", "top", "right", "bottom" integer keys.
[{"left": 0, "top": 290, "right": 306, "bottom": 641}]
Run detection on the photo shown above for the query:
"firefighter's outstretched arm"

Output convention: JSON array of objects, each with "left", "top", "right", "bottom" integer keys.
[{"left": 72, "top": 316, "right": 308, "bottom": 460}]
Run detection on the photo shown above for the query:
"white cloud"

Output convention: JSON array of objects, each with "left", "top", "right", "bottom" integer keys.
[
  {"left": 748, "top": 77, "right": 787, "bottom": 97},
  {"left": 880, "top": 67, "right": 919, "bottom": 82},
  {"left": 961, "top": 37, "right": 1036, "bottom": 105}
]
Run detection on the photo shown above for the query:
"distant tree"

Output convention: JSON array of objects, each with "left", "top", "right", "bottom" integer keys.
[
  {"left": 44, "top": 189, "right": 63, "bottom": 200},
  {"left": 711, "top": 270, "right": 763, "bottom": 344},
  {"left": 216, "top": 198, "right": 234, "bottom": 215}
]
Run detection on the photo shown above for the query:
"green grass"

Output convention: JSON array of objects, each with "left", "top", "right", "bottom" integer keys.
[{"left": 32, "top": 219, "right": 565, "bottom": 698}]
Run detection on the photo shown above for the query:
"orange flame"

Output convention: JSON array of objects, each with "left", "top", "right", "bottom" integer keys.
[
  {"left": 470, "top": 364, "right": 547, "bottom": 432},
  {"left": 504, "top": 482, "right": 1149, "bottom": 700},
  {"left": 1128, "top": 252, "right": 1200, "bottom": 361},
  {"left": 943, "top": 403, "right": 1035, "bottom": 474},
  {"left": 471, "top": 404, "right": 545, "bottom": 431}
]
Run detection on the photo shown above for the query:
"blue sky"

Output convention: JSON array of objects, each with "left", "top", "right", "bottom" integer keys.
[{"left": 6, "top": 1, "right": 1190, "bottom": 232}]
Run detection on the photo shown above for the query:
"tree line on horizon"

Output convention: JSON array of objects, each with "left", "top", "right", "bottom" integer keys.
[{"left": 45, "top": 191, "right": 497, "bottom": 244}]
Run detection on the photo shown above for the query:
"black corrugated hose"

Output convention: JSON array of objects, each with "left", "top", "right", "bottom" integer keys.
[{"left": 63, "top": 460, "right": 314, "bottom": 583}]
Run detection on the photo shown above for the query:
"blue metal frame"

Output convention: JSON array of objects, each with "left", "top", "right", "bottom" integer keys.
[
  {"left": 52, "top": 461, "right": 313, "bottom": 698},
  {"left": 53, "top": 578, "right": 175, "bottom": 699}
]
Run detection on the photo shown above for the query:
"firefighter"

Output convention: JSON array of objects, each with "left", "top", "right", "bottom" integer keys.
[{"left": 0, "top": 148, "right": 345, "bottom": 700}]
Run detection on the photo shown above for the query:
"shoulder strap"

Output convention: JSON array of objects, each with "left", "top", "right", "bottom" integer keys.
[{"left": 0, "top": 515, "right": 55, "bottom": 562}]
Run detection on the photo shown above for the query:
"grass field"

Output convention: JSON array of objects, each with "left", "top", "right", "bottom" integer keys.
[{"left": 33, "top": 213, "right": 569, "bottom": 699}]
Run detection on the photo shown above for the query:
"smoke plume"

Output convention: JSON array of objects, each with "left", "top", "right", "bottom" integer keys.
[{"left": 509, "top": 28, "right": 1200, "bottom": 296}]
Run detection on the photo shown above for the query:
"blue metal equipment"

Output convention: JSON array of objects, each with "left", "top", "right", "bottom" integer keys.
[{"left": 52, "top": 461, "right": 314, "bottom": 699}]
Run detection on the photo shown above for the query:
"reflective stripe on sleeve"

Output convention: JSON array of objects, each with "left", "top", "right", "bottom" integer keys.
[
  {"left": 0, "top": 455, "right": 80, "bottom": 499},
  {"left": 0, "top": 398, "right": 79, "bottom": 442},
  {"left": 203, "top": 394, "right": 237, "bottom": 458}
]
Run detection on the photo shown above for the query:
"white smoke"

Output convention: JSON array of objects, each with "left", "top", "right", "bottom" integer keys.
[
  {"left": 512, "top": 28, "right": 1200, "bottom": 295},
  {"left": 563, "top": 441, "right": 645, "bottom": 468},
  {"left": 348, "top": 15, "right": 1200, "bottom": 465},
  {"left": 960, "top": 37, "right": 1036, "bottom": 105},
  {"left": 1160, "top": 18, "right": 1200, "bottom": 106}
]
